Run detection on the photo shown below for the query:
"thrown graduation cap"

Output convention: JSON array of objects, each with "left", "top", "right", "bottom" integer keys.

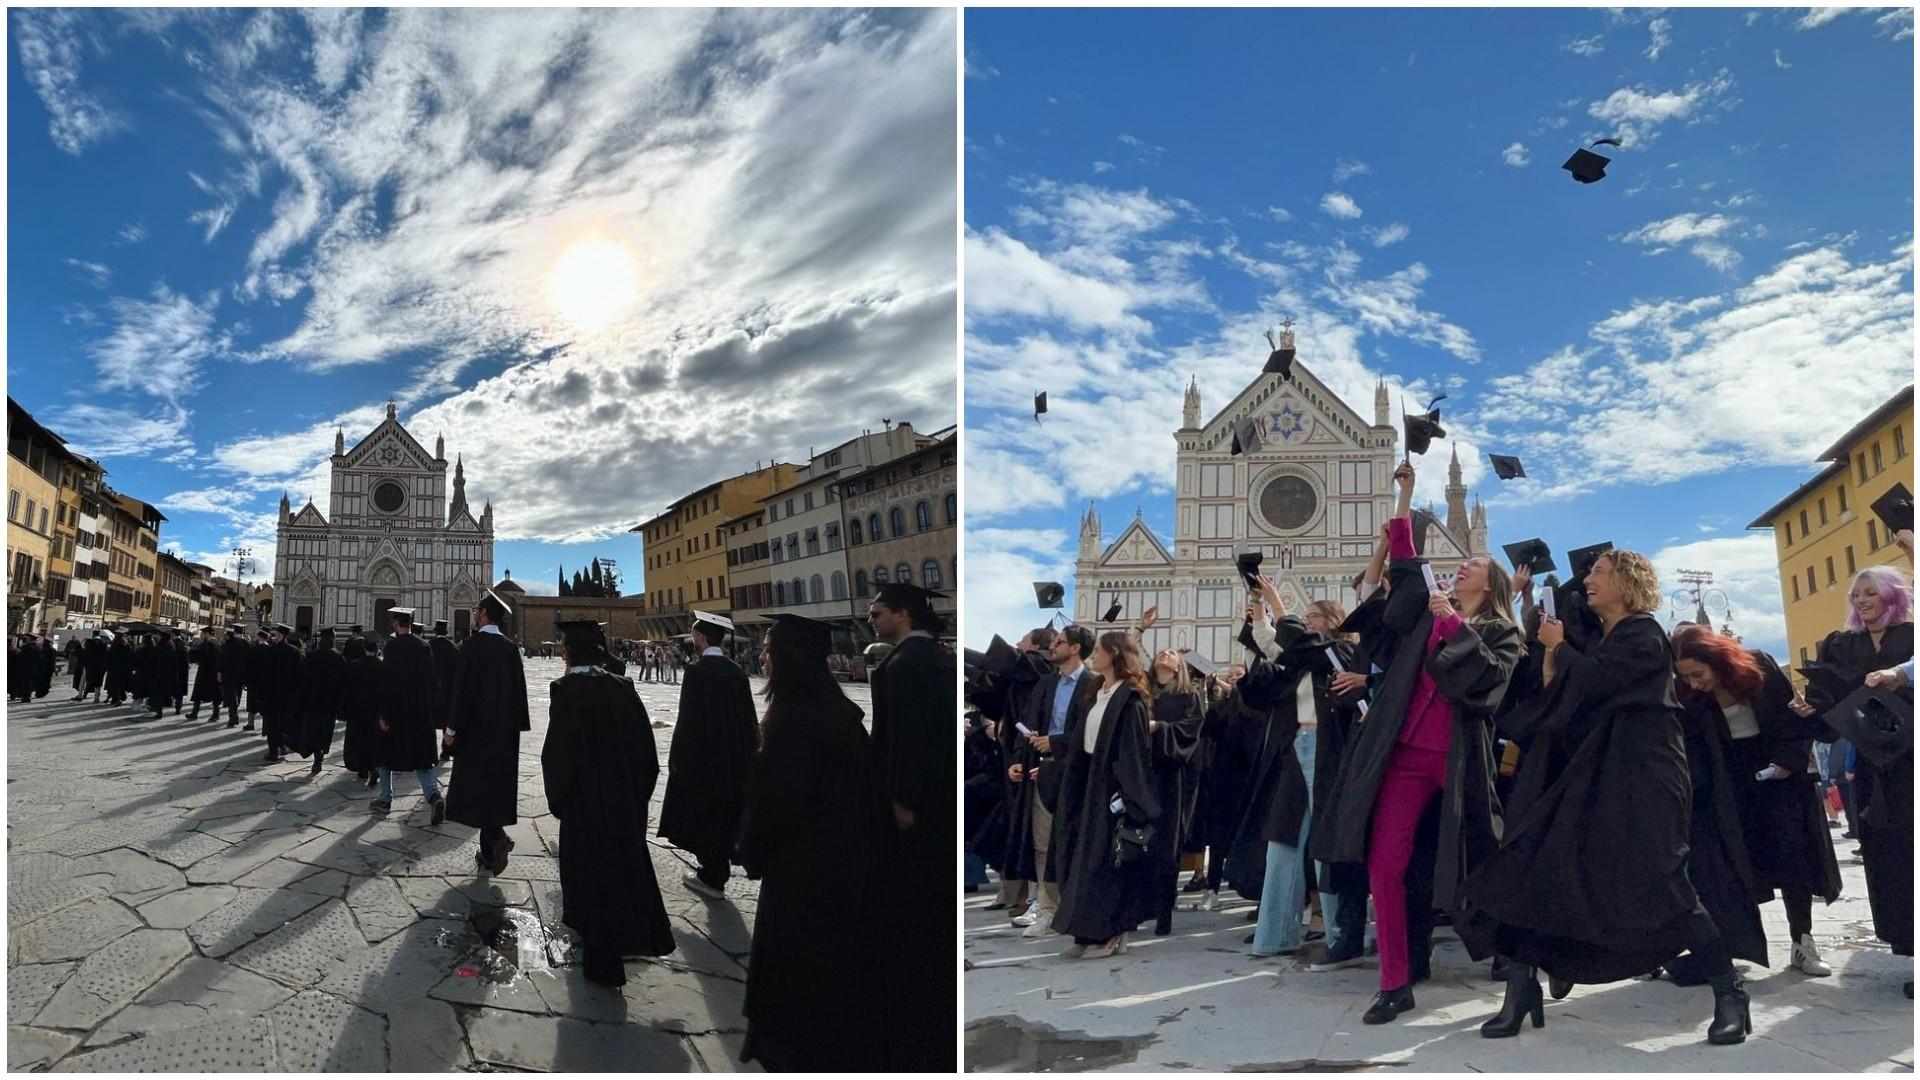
[
  {"left": 769, "top": 612, "right": 834, "bottom": 656},
  {"left": 1870, "top": 482, "right": 1913, "bottom": 535},
  {"left": 1033, "top": 391, "right": 1048, "bottom": 422},
  {"left": 1233, "top": 541, "right": 1264, "bottom": 590},
  {"left": 1562, "top": 147, "right": 1611, "bottom": 184},
  {"left": 1181, "top": 649, "right": 1218, "bottom": 679},
  {"left": 1489, "top": 454, "right": 1526, "bottom": 480},
  {"left": 1263, "top": 326, "right": 1296, "bottom": 379},
  {"left": 1230, "top": 417, "right": 1264, "bottom": 456},
  {"left": 1501, "top": 538, "right": 1557, "bottom": 575},
  {"left": 1566, "top": 541, "right": 1614, "bottom": 581},
  {"left": 1820, "top": 683, "right": 1913, "bottom": 767},
  {"left": 1033, "top": 581, "right": 1066, "bottom": 609},
  {"left": 1402, "top": 399, "right": 1446, "bottom": 457},
  {"left": 1101, "top": 602, "right": 1124, "bottom": 623},
  {"left": 982, "top": 634, "right": 1020, "bottom": 676}
]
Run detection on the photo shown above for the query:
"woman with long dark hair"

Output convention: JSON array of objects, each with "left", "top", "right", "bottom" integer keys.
[
  {"left": 1144, "top": 646, "right": 1203, "bottom": 936},
  {"left": 541, "top": 618, "right": 674, "bottom": 988},
  {"left": 1794, "top": 564, "right": 1913, "bottom": 998},
  {"left": 1313, "top": 462, "right": 1521, "bottom": 1024},
  {"left": 1463, "top": 550, "right": 1752, "bottom": 1045},
  {"left": 1672, "top": 624, "right": 1841, "bottom": 979},
  {"left": 1051, "top": 630, "right": 1161, "bottom": 959},
  {"left": 736, "top": 613, "right": 880, "bottom": 1071}
]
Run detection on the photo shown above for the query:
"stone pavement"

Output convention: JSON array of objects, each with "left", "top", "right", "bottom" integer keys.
[
  {"left": 8, "top": 658, "right": 862, "bottom": 1072},
  {"left": 964, "top": 858, "right": 1914, "bottom": 1072}
]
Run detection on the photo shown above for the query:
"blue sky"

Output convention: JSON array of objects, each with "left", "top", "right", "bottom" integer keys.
[
  {"left": 10, "top": 8, "right": 955, "bottom": 595},
  {"left": 964, "top": 7, "right": 1915, "bottom": 655}
]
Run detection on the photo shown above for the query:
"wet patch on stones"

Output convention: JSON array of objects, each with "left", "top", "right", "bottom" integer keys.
[{"left": 965, "top": 1015, "right": 1158, "bottom": 1072}]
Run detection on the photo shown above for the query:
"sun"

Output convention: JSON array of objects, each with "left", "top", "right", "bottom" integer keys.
[{"left": 548, "top": 239, "right": 639, "bottom": 332}]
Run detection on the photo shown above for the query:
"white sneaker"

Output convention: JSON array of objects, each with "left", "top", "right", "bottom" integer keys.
[
  {"left": 1791, "top": 933, "right": 1832, "bottom": 977},
  {"left": 1198, "top": 889, "right": 1219, "bottom": 912},
  {"left": 1021, "top": 909, "right": 1058, "bottom": 938},
  {"left": 1011, "top": 907, "right": 1040, "bottom": 928}
]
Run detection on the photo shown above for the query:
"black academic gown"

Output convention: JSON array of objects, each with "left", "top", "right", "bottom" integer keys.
[
  {"left": 867, "top": 633, "right": 957, "bottom": 1074},
  {"left": 658, "top": 652, "right": 759, "bottom": 869},
  {"left": 141, "top": 642, "right": 173, "bottom": 714},
  {"left": 965, "top": 720, "right": 1008, "bottom": 870},
  {"left": 218, "top": 636, "right": 248, "bottom": 700},
  {"left": 446, "top": 629, "right": 531, "bottom": 827},
  {"left": 1671, "top": 704, "right": 1770, "bottom": 972},
  {"left": 173, "top": 641, "right": 190, "bottom": 704},
  {"left": 1198, "top": 691, "right": 1262, "bottom": 868},
  {"left": 1147, "top": 686, "right": 1203, "bottom": 921},
  {"left": 295, "top": 646, "right": 347, "bottom": 758},
  {"left": 64, "top": 640, "right": 83, "bottom": 690},
  {"left": 1805, "top": 621, "right": 1914, "bottom": 956},
  {"left": 1052, "top": 681, "right": 1161, "bottom": 940},
  {"left": 998, "top": 668, "right": 1090, "bottom": 884},
  {"left": 8, "top": 644, "right": 32, "bottom": 701},
  {"left": 736, "top": 692, "right": 883, "bottom": 1073},
  {"left": 375, "top": 633, "right": 442, "bottom": 772},
  {"left": 36, "top": 641, "right": 56, "bottom": 697},
  {"left": 105, "top": 638, "right": 131, "bottom": 700},
  {"left": 341, "top": 645, "right": 381, "bottom": 773},
  {"left": 430, "top": 635, "right": 458, "bottom": 728},
  {"left": 1459, "top": 614, "right": 1701, "bottom": 983},
  {"left": 246, "top": 640, "right": 270, "bottom": 714},
  {"left": 542, "top": 668, "right": 674, "bottom": 956},
  {"left": 259, "top": 641, "right": 303, "bottom": 747},
  {"left": 83, "top": 638, "right": 108, "bottom": 693},
  {"left": 190, "top": 641, "right": 222, "bottom": 704}
]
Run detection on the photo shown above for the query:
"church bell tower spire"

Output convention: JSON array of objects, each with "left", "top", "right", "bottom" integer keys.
[{"left": 1182, "top": 376, "right": 1202, "bottom": 430}]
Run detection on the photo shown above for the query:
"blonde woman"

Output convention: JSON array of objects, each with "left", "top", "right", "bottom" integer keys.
[
  {"left": 1463, "top": 550, "right": 1751, "bottom": 1046},
  {"left": 1050, "top": 631, "right": 1162, "bottom": 959}
]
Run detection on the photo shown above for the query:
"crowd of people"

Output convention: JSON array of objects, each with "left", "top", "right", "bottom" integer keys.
[
  {"left": 9, "top": 583, "right": 957, "bottom": 1073},
  {"left": 966, "top": 459, "right": 1914, "bottom": 1048}
]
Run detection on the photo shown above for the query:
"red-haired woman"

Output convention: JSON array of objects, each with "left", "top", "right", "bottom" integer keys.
[
  {"left": 1672, "top": 625, "right": 1841, "bottom": 979},
  {"left": 1050, "top": 630, "right": 1162, "bottom": 960}
]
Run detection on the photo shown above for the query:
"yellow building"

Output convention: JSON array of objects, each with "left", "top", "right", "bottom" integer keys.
[
  {"left": 1749, "top": 384, "right": 1915, "bottom": 673},
  {"left": 631, "top": 462, "right": 798, "bottom": 638},
  {"left": 7, "top": 398, "right": 65, "bottom": 632},
  {"left": 102, "top": 491, "right": 167, "bottom": 624}
]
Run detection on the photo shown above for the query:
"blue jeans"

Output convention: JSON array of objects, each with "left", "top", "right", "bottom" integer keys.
[
  {"left": 1252, "top": 728, "right": 1316, "bottom": 955},
  {"left": 379, "top": 767, "right": 439, "bottom": 802}
]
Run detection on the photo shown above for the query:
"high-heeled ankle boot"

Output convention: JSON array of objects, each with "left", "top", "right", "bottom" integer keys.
[
  {"left": 1480, "top": 963, "right": 1545, "bottom": 1038},
  {"left": 1706, "top": 973, "right": 1751, "bottom": 1045}
]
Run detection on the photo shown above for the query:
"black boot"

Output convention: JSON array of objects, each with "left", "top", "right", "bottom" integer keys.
[
  {"left": 1490, "top": 955, "right": 1510, "bottom": 982},
  {"left": 1548, "top": 974, "right": 1574, "bottom": 1000},
  {"left": 1362, "top": 984, "right": 1415, "bottom": 1025},
  {"left": 1154, "top": 913, "right": 1173, "bottom": 936},
  {"left": 1706, "top": 973, "right": 1751, "bottom": 1045},
  {"left": 1480, "top": 963, "right": 1544, "bottom": 1038},
  {"left": 309, "top": 756, "right": 323, "bottom": 777}
]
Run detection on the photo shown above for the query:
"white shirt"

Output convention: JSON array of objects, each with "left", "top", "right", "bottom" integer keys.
[
  {"left": 478, "top": 624, "right": 503, "bottom": 637},
  {"left": 701, "top": 647, "right": 724, "bottom": 659},
  {"left": 1723, "top": 702, "right": 1761, "bottom": 740},
  {"left": 1295, "top": 670, "right": 1319, "bottom": 731},
  {"left": 1083, "top": 681, "right": 1122, "bottom": 753}
]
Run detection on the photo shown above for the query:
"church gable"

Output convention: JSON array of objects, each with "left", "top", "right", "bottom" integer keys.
[
  {"left": 1198, "top": 361, "right": 1377, "bottom": 456},
  {"left": 1099, "top": 520, "right": 1174, "bottom": 569},
  {"left": 291, "top": 501, "right": 328, "bottom": 527},
  {"left": 344, "top": 417, "right": 436, "bottom": 472},
  {"left": 447, "top": 510, "right": 482, "bottom": 533}
]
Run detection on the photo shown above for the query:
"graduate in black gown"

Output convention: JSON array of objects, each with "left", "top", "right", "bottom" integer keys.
[
  {"left": 82, "top": 632, "right": 108, "bottom": 701},
  {"left": 1796, "top": 563, "right": 1913, "bottom": 995},
  {"left": 1143, "top": 646, "right": 1203, "bottom": 936},
  {"left": 295, "top": 628, "right": 348, "bottom": 776},
  {"left": 446, "top": 589, "right": 531, "bottom": 871},
  {"left": 142, "top": 632, "right": 173, "bottom": 719},
  {"left": 430, "top": 619, "right": 458, "bottom": 763},
  {"left": 245, "top": 629, "right": 270, "bottom": 729},
  {"left": 542, "top": 618, "right": 674, "bottom": 987},
  {"left": 373, "top": 610, "right": 446, "bottom": 818},
  {"left": 104, "top": 631, "right": 132, "bottom": 704},
  {"left": 866, "top": 582, "right": 956, "bottom": 1073},
  {"left": 217, "top": 626, "right": 248, "bottom": 728},
  {"left": 340, "top": 637, "right": 381, "bottom": 786},
  {"left": 1461, "top": 550, "right": 1752, "bottom": 1045},
  {"left": 35, "top": 633, "right": 56, "bottom": 699},
  {"left": 659, "top": 610, "right": 759, "bottom": 898},
  {"left": 8, "top": 636, "right": 33, "bottom": 703},
  {"left": 737, "top": 612, "right": 881, "bottom": 1072},
  {"left": 258, "top": 625, "right": 303, "bottom": 760},
  {"left": 171, "top": 632, "right": 190, "bottom": 713},
  {"left": 63, "top": 636, "right": 84, "bottom": 696},
  {"left": 187, "top": 628, "right": 224, "bottom": 722},
  {"left": 1192, "top": 665, "right": 1257, "bottom": 909}
]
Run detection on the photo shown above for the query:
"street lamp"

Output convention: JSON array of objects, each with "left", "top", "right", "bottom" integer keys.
[{"left": 1669, "top": 568, "right": 1733, "bottom": 636}]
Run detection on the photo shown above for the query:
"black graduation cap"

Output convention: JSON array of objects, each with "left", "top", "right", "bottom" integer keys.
[
  {"left": 1263, "top": 327, "right": 1296, "bottom": 379},
  {"left": 690, "top": 609, "right": 734, "bottom": 640},
  {"left": 1502, "top": 538, "right": 1557, "bottom": 575},
  {"left": 317, "top": 627, "right": 336, "bottom": 646},
  {"left": 875, "top": 581, "right": 945, "bottom": 610},
  {"left": 479, "top": 587, "right": 513, "bottom": 618},
  {"left": 1870, "top": 482, "right": 1913, "bottom": 535},
  {"left": 1101, "top": 602, "right": 1123, "bottom": 623},
  {"left": 387, "top": 607, "right": 415, "bottom": 627},
  {"left": 1567, "top": 542, "right": 1614, "bottom": 581},
  {"left": 1796, "top": 661, "right": 1857, "bottom": 707},
  {"left": 349, "top": 625, "right": 364, "bottom": 635},
  {"left": 769, "top": 612, "right": 833, "bottom": 657},
  {"left": 1033, "top": 581, "right": 1065, "bottom": 609},
  {"left": 1403, "top": 409, "right": 1445, "bottom": 457},
  {"left": 273, "top": 622, "right": 295, "bottom": 635},
  {"left": 982, "top": 634, "right": 1020, "bottom": 676},
  {"left": 1234, "top": 541, "right": 1263, "bottom": 590},
  {"left": 1181, "top": 649, "right": 1217, "bottom": 679},
  {"left": 1034, "top": 391, "right": 1048, "bottom": 422},
  {"left": 554, "top": 617, "right": 608, "bottom": 649},
  {"left": 1820, "top": 683, "right": 1913, "bottom": 767},
  {"left": 432, "top": 619, "right": 450, "bottom": 635},
  {"left": 1562, "top": 147, "right": 1611, "bottom": 184},
  {"left": 1230, "top": 417, "right": 1264, "bottom": 456},
  {"left": 1489, "top": 454, "right": 1526, "bottom": 480}
]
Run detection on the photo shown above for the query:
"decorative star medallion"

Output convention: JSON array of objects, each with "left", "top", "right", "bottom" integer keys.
[{"left": 1269, "top": 404, "right": 1306, "bottom": 442}]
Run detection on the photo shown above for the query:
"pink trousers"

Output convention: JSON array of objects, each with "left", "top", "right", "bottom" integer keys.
[{"left": 1367, "top": 743, "right": 1448, "bottom": 990}]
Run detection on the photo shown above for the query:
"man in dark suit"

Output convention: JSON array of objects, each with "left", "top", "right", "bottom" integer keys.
[{"left": 1007, "top": 623, "right": 1096, "bottom": 939}]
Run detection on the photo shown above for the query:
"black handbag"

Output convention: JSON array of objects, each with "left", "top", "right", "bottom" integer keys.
[{"left": 1111, "top": 809, "right": 1153, "bottom": 870}]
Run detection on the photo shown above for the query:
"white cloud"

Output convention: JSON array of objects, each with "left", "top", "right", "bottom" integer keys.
[
  {"left": 1117, "top": 132, "right": 1165, "bottom": 163},
  {"left": 64, "top": 258, "right": 111, "bottom": 287},
  {"left": 11, "top": 10, "right": 127, "bottom": 154},
  {"left": 1644, "top": 16, "right": 1672, "bottom": 59},
  {"left": 48, "top": 402, "right": 194, "bottom": 460},
  {"left": 1265, "top": 206, "right": 1294, "bottom": 223},
  {"left": 1877, "top": 8, "right": 1915, "bottom": 38},
  {"left": 1587, "top": 70, "right": 1736, "bottom": 147},
  {"left": 965, "top": 228, "right": 1151, "bottom": 335},
  {"left": 1320, "top": 258, "right": 1481, "bottom": 362},
  {"left": 1620, "top": 211, "right": 1739, "bottom": 248},
  {"left": 1331, "top": 158, "right": 1371, "bottom": 183},
  {"left": 1364, "top": 223, "right": 1410, "bottom": 247},
  {"left": 1092, "top": 161, "right": 1115, "bottom": 174},
  {"left": 1648, "top": 534, "right": 1788, "bottom": 659},
  {"left": 1319, "top": 192, "right": 1362, "bottom": 219},
  {"left": 1774, "top": 49, "right": 1792, "bottom": 68},
  {"left": 89, "top": 285, "right": 231, "bottom": 402},
  {"left": 1565, "top": 34, "right": 1606, "bottom": 56},
  {"left": 1796, "top": 7, "right": 1851, "bottom": 30},
  {"left": 963, "top": 528, "right": 1074, "bottom": 648},
  {"left": 116, "top": 223, "right": 147, "bottom": 245},
  {"left": 1690, "top": 240, "right": 1742, "bottom": 271},
  {"left": 964, "top": 42, "right": 1000, "bottom": 79},
  {"left": 1502, "top": 142, "right": 1532, "bottom": 167}
]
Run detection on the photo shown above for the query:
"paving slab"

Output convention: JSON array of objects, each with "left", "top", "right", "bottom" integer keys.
[
  {"left": 467, "top": 1009, "right": 701, "bottom": 1071},
  {"left": 10, "top": 895, "right": 142, "bottom": 964},
  {"left": 54, "top": 1016, "right": 276, "bottom": 1072},
  {"left": 9, "top": 1024, "right": 81, "bottom": 1070},
  {"left": 135, "top": 884, "right": 239, "bottom": 929},
  {"left": 9, "top": 962, "right": 78, "bottom": 1025},
  {"left": 228, "top": 898, "right": 367, "bottom": 988},
  {"left": 386, "top": 997, "right": 471, "bottom": 1071},
  {"left": 68, "top": 848, "right": 190, "bottom": 905},
  {"left": 88, "top": 957, "right": 295, "bottom": 1044},
  {"left": 266, "top": 989, "right": 388, "bottom": 1071},
  {"left": 185, "top": 886, "right": 327, "bottom": 958},
  {"left": 32, "top": 929, "right": 194, "bottom": 1030}
]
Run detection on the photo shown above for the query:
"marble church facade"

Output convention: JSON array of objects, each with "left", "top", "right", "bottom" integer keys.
[
  {"left": 272, "top": 404, "right": 495, "bottom": 639},
  {"left": 1074, "top": 332, "right": 1489, "bottom": 664}
]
